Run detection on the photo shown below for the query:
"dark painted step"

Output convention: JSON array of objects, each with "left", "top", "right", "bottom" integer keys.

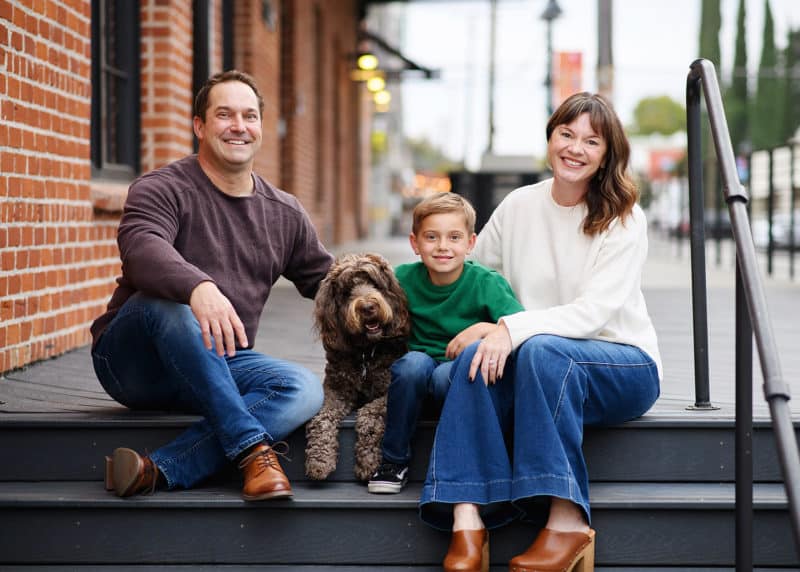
[
  {"left": 1, "top": 412, "right": 797, "bottom": 483},
  {"left": 3, "top": 568, "right": 798, "bottom": 572},
  {"left": 1, "top": 568, "right": 798, "bottom": 572},
  {"left": 0, "top": 481, "right": 794, "bottom": 567}
]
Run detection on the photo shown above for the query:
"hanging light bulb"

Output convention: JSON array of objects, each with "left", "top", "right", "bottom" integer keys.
[
  {"left": 357, "top": 52, "right": 379, "bottom": 71},
  {"left": 366, "top": 76, "right": 386, "bottom": 93},
  {"left": 373, "top": 90, "right": 391, "bottom": 106}
]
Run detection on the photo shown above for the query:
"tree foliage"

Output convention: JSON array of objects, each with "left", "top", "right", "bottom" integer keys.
[
  {"left": 724, "top": 0, "right": 749, "bottom": 153},
  {"left": 699, "top": 0, "right": 721, "bottom": 66},
  {"left": 751, "top": 0, "right": 785, "bottom": 149},
  {"left": 631, "top": 96, "right": 686, "bottom": 136},
  {"left": 782, "top": 29, "right": 800, "bottom": 143},
  {"left": 405, "top": 137, "right": 462, "bottom": 174}
]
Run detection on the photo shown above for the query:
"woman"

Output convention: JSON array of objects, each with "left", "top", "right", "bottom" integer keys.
[{"left": 420, "top": 92, "right": 662, "bottom": 572}]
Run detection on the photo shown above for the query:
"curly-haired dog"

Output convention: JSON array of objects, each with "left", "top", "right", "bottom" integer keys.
[{"left": 305, "top": 253, "right": 410, "bottom": 482}]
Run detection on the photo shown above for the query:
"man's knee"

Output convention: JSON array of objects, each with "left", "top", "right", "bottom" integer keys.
[{"left": 288, "top": 368, "right": 324, "bottom": 419}]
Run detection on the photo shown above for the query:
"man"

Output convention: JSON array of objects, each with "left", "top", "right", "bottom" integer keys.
[{"left": 91, "top": 70, "right": 333, "bottom": 501}]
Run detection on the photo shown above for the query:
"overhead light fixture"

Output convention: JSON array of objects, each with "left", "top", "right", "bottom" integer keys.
[
  {"left": 373, "top": 90, "right": 391, "bottom": 106},
  {"left": 357, "top": 52, "right": 379, "bottom": 71},
  {"left": 366, "top": 76, "right": 386, "bottom": 93}
]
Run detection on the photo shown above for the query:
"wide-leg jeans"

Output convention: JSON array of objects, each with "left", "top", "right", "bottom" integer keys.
[
  {"left": 419, "top": 334, "right": 660, "bottom": 530},
  {"left": 381, "top": 351, "right": 452, "bottom": 465},
  {"left": 91, "top": 293, "right": 324, "bottom": 489}
]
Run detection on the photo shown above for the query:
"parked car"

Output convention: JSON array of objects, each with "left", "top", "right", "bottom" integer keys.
[
  {"left": 670, "top": 210, "right": 733, "bottom": 240},
  {"left": 751, "top": 211, "right": 800, "bottom": 250}
]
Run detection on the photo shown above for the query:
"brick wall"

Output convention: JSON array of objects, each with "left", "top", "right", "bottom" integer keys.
[
  {"left": 234, "top": 0, "right": 282, "bottom": 185},
  {"left": 140, "top": 0, "right": 194, "bottom": 173},
  {"left": 279, "top": 0, "right": 366, "bottom": 244},
  {"left": 0, "top": 0, "right": 369, "bottom": 375},
  {"left": 0, "top": 0, "right": 103, "bottom": 372}
]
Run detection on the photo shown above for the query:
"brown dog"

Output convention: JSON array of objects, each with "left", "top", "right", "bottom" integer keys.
[{"left": 304, "top": 253, "right": 410, "bottom": 481}]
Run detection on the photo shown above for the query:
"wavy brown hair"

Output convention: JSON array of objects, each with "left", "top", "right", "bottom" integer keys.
[{"left": 546, "top": 92, "right": 638, "bottom": 235}]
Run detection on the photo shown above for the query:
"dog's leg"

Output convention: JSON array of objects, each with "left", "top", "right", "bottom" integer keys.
[
  {"left": 353, "top": 394, "right": 387, "bottom": 481},
  {"left": 305, "top": 389, "right": 353, "bottom": 480}
]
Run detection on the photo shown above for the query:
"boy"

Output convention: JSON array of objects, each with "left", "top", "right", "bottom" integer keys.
[{"left": 368, "top": 192, "right": 524, "bottom": 493}]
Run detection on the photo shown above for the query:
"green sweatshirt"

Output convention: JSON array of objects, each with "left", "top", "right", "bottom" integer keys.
[{"left": 395, "top": 260, "right": 524, "bottom": 361}]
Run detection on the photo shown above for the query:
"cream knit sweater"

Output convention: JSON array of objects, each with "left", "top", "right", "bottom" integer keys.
[{"left": 473, "top": 178, "right": 663, "bottom": 379}]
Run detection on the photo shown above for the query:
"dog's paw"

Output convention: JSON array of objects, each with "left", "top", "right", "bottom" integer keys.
[{"left": 304, "top": 457, "right": 336, "bottom": 481}]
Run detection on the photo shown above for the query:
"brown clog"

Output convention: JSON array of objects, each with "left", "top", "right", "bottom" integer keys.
[
  {"left": 509, "top": 528, "right": 595, "bottom": 572},
  {"left": 444, "top": 528, "right": 489, "bottom": 572}
]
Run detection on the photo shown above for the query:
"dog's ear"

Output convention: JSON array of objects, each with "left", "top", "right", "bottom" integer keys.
[
  {"left": 363, "top": 254, "right": 411, "bottom": 339},
  {"left": 314, "top": 262, "right": 347, "bottom": 351}
]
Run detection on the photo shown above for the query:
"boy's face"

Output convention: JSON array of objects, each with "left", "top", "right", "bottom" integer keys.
[{"left": 410, "top": 212, "right": 476, "bottom": 286}]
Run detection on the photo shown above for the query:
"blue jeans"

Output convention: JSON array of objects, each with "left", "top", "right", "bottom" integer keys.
[
  {"left": 381, "top": 351, "right": 452, "bottom": 465},
  {"left": 419, "top": 335, "right": 660, "bottom": 531},
  {"left": 91, "top": 294, "right": 324, "bottom": 489}
]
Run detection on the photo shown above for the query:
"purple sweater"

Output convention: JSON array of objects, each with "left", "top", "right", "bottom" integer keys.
[{"left": 91, "top": 155, "right": 334, "bottom": 348}]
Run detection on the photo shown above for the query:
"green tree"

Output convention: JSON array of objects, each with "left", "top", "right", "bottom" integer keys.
[
  {"left": 630, "top": 96, "right": 686, "bottom": 135},
  {"left": 698, "top": 0, "right": 721, "bottom": 66},
  {"left": 782, "top": 29, "right": 800, "bottom": 143},
  {"left": 405, "top": 137, "right": 462, "bottom": 174},
  {"left": 724, "top": 0, "right": 749, "bottom": 154},
  {"left": 698, "top": 0, "right": 721, "bottom": 207},
  {"left": 751, "top": 0, "right": 785, "bottom": 149}
]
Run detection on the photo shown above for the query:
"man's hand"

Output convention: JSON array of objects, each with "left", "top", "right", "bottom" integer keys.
[
  {"left": 468, "top": 321, "right": 512, "bottom": 385},
  {"left": 189, "top": 281, "right": 248, "bottom": 357},
  {"left": 445, "top": 322, "right": 495, "bottom": 360}
]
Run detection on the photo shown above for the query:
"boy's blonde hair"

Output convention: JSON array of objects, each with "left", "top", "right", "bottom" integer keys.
[{"left": 411, "top": 192, "right": 477, "bottom": 235}]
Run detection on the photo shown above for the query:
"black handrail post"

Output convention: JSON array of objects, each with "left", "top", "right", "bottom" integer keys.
[
  {"left": 685, "top": 69, "right": 714, "bottom": 410},
  {"left": 687, "top": 57, "right": 800, "bottom": 559},
  {"left": 789, "top": 141, "right": 796, "bottom": 280},
  {"left": 735, "top": 259, "right": 753, "bottom": 572},
  {"left": 767, "top": 150, "right": 775, "bottom": 276}
]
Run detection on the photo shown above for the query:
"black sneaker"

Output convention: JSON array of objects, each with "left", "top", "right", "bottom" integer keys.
[{"left": 367, "top": 461, "right": 409, "bottom": 494}]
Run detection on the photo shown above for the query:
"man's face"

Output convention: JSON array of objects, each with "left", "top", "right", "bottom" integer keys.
[{"left": 194, "top": 80, "right": 263, "bottom": 171}]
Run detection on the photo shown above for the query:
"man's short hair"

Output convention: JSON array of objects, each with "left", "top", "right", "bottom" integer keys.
[
  {"left": 193, "top": 70, "right": 265, "bottom": 121},
  {"left": 412, "top": 192, "right": 477, "bottom": 235}
]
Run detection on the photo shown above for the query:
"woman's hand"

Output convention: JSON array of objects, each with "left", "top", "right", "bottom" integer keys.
[
  {"left": 445, "top": 322, "right": 495, "bottom": 360},
  {"left": 469, "top": 321, "right": 512, "bottom": 385}
]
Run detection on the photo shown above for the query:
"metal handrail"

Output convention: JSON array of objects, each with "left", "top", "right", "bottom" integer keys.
[{"left": 686, "top": 58, "right": 800, "bottom": 569}]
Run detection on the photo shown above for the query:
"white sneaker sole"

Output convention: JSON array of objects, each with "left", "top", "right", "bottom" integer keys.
[{"left": 367, "top": 481, "right": 405, "bottom": 494}]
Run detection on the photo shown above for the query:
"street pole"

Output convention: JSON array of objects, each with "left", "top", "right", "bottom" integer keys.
[
  {"left": 487, "top": 0, "right": 497, "bottom": 153},
  {"left": 541, "top": 0, "right": 562, "bottom": 118}
]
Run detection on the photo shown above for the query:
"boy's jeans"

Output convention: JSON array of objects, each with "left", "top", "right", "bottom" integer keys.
[
  {"left": 381, "top": 351, "right": 452, "bottom": 465},
  {"left": 91, "top": 293, "right": 324, "bottom": 489}
]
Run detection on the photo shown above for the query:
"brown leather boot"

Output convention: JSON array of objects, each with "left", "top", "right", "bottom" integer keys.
[
  {"left": 104, "top": 448, "right": 160, "bottom": 497},
  {"left": 239, "top": 442, "right": 294, "bottom": 501}
]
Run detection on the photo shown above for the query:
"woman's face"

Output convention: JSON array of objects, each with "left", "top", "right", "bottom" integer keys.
[{"left": 547, "top": 112, "right": 607, "bottom": 188}]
